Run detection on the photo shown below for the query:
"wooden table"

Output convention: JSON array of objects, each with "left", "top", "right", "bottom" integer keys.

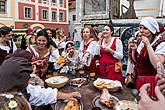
[{"left": 56, "top": 73, "right": 135, "bottom": 110}]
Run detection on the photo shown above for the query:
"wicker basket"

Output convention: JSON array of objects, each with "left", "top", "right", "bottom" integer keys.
[{"left": 45, "top": 76, "right": 69, "bottom": 88}]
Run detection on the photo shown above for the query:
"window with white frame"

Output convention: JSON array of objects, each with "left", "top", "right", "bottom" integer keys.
[
  {"left": 59, "top": 12, "right": 64, "bottom": 21},
  {"left": 59, "top": 0, "right": 64, "bottom": 5},
  {"left": 52, "top": 11, "right": 57, "bottom": 20},
  {"left": 42, "top": 10, "right": 48, "bottom": 20},
  {"left": 24, "top": 7, "right": 32, "bottom": 18},
  {"left": 0, "top": 0, "right": 6, "bottom": 13},
  {"left": 52, "top": 0, "right": 56, "bottom": 3}
]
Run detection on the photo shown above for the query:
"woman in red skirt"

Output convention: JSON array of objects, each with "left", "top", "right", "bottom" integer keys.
[
  {"left": 95, "top": 24, "right": 124, "bottom": 84},
  {"left": 79, "top": 27, "right": 97, "bottom": 73},
  {"left": 129, "top": 17, "right": 165, "bottom": 97}
]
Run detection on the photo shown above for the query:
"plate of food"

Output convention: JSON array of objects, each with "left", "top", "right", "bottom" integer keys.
[
  {"left": 45, "top": 76, "right": 69, "bottom": 88},
  {"left": 93, "top": 78, "right": 122, "bottom": 92},
  {"left": 68, "top": 78, "right": 89, "bottom": 87},
  {"left": 114, "top": 100, "right": 138, "bottom": 110},
  {"left": 54, "top": 98, "right": 83, "bottom": 110},
  {"left": 92, "top": 88, "right": 119, "bottom": 110}
]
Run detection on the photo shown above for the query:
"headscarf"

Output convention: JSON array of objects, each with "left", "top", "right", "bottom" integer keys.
[
  {"left": 0, "top": 49, "right": 33, "bottom": 92},
  {"left": 140, "top": 17, "right": 160, "bottom": 34},
  {"left": 64, "top": 41, "right": 74, "bottom": 53}
]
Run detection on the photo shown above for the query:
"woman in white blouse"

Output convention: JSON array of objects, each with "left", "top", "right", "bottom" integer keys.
[
  {"left": 95, "top": 24, "right": 124, "bottom": 84},
  {"left": 0, "top": 26, "right": 17, "bottom": 65},
  {"left": 129, "top": 17, "right": 165, "bottom": 97},
  {"left": 79, "top": 27, "right": 97, "bottom": 73},
  {"left": 26, "top": 29, "right": 60, "bottom": 79},
  {"left": 55, "top": 28, "right": 66, "bottom": 55}
]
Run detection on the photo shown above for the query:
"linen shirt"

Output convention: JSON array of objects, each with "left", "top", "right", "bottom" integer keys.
[
  {"left": 95, "top": 37, "right": 123, "bottom": 61},
  {"left": 79, "top": 39, "right": 97, "bottom": 66},
  {"left": 0, "top": 40, "right": 17, "bottom": 53},
  {"left": 137, "top": 38, "right": 165, "bottom": 56},
  {"left": 27, "top": 84, "right": 58, "bottom": 106}
]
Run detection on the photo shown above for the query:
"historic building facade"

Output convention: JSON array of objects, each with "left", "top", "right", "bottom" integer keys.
[
  {"left": 0, "top": 0, "right": 69, "bottom": 35},
  {"left": 0, "top": 0, "right": 15, "bottom": 28},
  {"left": 15, "top": 0, "right": 68, "bottom": 34}
]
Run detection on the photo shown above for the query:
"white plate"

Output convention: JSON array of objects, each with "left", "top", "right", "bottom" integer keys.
[
  {"left": 45, "top": 76, "right": 68, "bottom": 84},
  {"left": 114, "top": 100, "right": 138, "bottom": 110},
  {"left": 55, "top": 99, "right": 83, "bottom": 110},
  {"left": 92, "top": 95, "right": 119, "bottom": 110},
  {"left": 93, "top": 78, "right": 122, "bottom": 92},
  {"left": 68, "top": 78, "right": 89, "bottom": 86}
]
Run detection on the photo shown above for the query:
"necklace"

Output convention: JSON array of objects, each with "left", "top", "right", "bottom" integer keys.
[{"left": 104, "top": 38, "right": 111, "bottom": 46}]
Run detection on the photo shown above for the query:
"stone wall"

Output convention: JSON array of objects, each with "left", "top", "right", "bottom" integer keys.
[{"left": 82, "top": 0, "right": 120, "bottom": 25}]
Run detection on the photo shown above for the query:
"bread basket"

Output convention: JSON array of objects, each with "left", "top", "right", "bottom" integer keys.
[
  {"left": 93, "top": 78, "right": 122, "bottom": 92},
  {"left": 45, "top": 76, "right": 69, "bottom": 88}
]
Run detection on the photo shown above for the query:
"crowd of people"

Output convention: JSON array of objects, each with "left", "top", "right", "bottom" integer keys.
[{"left": 0, "top": 16, "right": 165, "bottom": 110}]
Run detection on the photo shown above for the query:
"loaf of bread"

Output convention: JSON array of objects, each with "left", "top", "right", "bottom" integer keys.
[{"left": 64, "top": 100, "right": 80, "bottom": 110}]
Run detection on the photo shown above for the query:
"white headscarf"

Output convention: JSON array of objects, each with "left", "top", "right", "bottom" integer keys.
[
  {"left": 64, "top": 41, "right": 74, "bottom": 52},
  {"left": 140, "top": 17, "right": 160, "bottom": 34}
]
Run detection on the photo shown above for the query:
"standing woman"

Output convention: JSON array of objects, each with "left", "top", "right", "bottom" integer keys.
[
  {"left": 44, "top": 28, "right": 57, "bottom": 48},
  {"left": 95, "top": 24, "right": 124, "bottom": 84},
  {"left": 27, "top": 29, "right": 60, "bottom": 79},
  {"left": 79, "top": 27, "right": 97, "bottom": 73},
  {"left": 0, "top": 26, "right": 17, "bottom": 65},
  {"left": 129, "top": 17, "right": 165, "bottom": 97},
  {"left": 44, "top": 28, "right": 58, "bottom": 71},
  {"left": 55, "top": 28, "right": 66, "bottom": 55}
]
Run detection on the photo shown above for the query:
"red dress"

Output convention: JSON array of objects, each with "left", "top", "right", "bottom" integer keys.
[
  {"left": 83, "top": 39, "right": 96, "bottom": 73},
  {"left": 97, "top": 38, "right": 124, "bottom": 84},
  {"left": 133, "top": 35, "right": 165, "bottom": 97},
  {"left": 28, "top": 46, "right": 51, "bottom": 79},
  {"left": 133, "top": 46, "right": 157, "bottom": 97}
]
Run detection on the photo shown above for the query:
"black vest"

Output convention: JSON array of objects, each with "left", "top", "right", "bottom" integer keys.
[{"left": 0, "top": 41, "right": 13, "bottom": 65}]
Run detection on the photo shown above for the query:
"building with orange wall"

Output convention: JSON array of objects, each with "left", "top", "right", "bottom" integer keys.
[{"left": 0, "top": 0, "right": 15, "bottom": 28}]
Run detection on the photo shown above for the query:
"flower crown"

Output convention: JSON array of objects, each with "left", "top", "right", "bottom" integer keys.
[{"left": 0, "top": 92, "right": 23, "bottom": 109}]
